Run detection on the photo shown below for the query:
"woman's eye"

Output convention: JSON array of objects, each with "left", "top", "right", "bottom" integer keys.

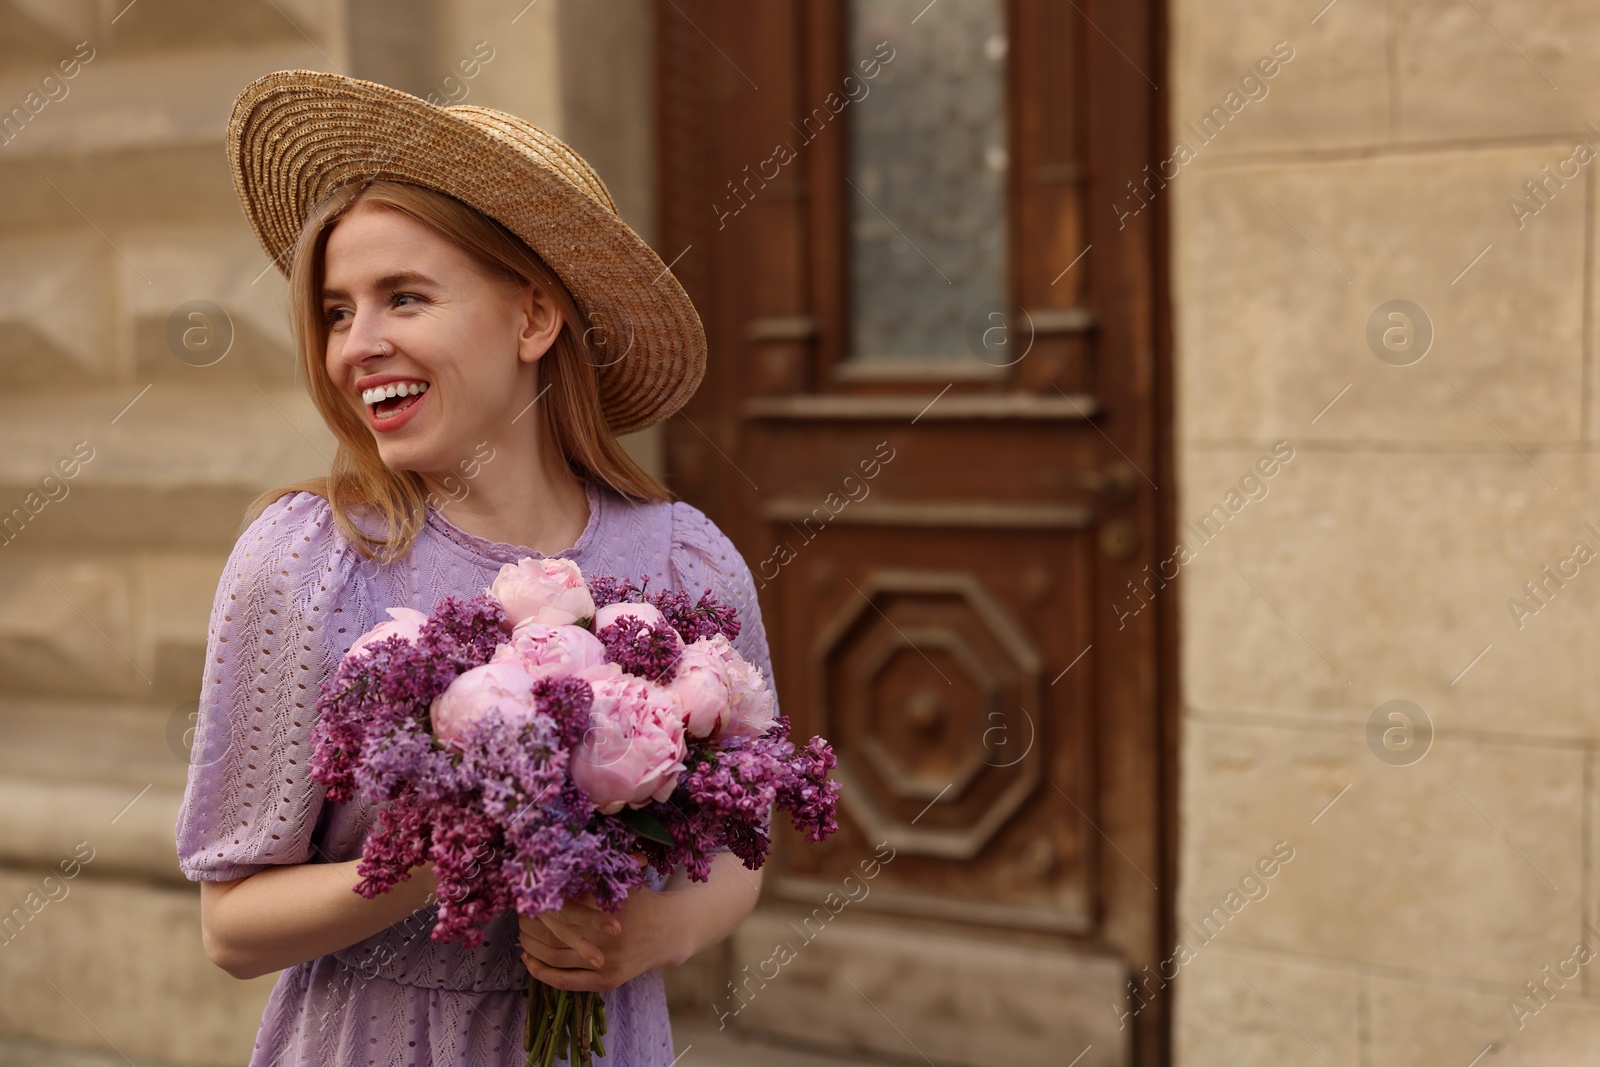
[
  {"left": 324, "top": 306, "right": 350, "bottom": 326},
  {"left": 392, "top": 291, "right": 423, "bottom": 308}
]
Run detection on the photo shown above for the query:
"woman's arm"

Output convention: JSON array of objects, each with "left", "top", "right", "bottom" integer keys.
[
  {"left": 518, "top": 852, "right": 763, "bottom": 992},
  {"left": 661, "top": 850, "right": 764, "bottom": 964},
  {"left": 199, "top": 860, "right": 437, "bottom": 980}
]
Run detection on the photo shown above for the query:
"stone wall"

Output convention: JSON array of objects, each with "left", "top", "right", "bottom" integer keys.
[
  {"left": 0, "top": 3, "right": 342, "bottom": 1060},
  {"left": 1170, "top": 2, "right": 1600, "bottom": 1063},
  {"left": 0, "top": 1, "right": 656, "bottom": 1061}
]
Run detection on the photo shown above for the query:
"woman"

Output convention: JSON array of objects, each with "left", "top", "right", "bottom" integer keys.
[{"left": 173, "top": 71, "right": 771, "bottom": 1065}]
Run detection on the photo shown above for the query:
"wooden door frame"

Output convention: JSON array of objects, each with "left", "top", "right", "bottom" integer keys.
[{"left": 654, "top": 2, "right": 1177, "bottom": 1061}]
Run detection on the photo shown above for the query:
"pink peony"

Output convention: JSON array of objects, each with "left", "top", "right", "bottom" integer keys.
[
  {"left": 429, "top": 661, "right": 539, "bottom": 748},
  {"left": 345, "top": 607, "right": 430, "bottom": 662},
  {"left": 721, "top": 644, "right": 777, "bottom": 739},
  {"left": 669, "top": 635, "right": 737, "bottom": 738},
  {"left": 487, "top": 557, "right": 595, "bottom": 629},
  {"left": 489, "top": 621, "right": 607, "bottom": 677},
  {"left": 570, "top": 662, "right": 687, "bottom": 814}
]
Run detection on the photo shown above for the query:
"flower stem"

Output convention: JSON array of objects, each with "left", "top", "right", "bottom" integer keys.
[{"left": 525, "top": 980, "right": 603, "bottom": 1066}]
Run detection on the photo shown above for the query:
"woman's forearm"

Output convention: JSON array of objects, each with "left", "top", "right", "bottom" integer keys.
[
  {"left": 663, "top": 851, "right": 763, "bottom": 966},
  {"left": 200, "top": 860, "right": 437, "bottom": 980},
  {"left": 209, "top": 850, "right": 757, "bottom": 982}
]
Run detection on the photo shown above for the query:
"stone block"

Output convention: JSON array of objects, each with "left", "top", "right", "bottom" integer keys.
[
  {"left": 435, "top": 0, "right": 562, "bottom": 134},
  {"left": 124, "top": 227, "right": 295, "bottom": 386},
  {"left": 1171, "top": 0, "right": 1388, "bottom": 156},
  {"left": 1179, "top": 448, "right": 1600, "bottom": 739},
  {"left": 0, "top": 144, "right": 241, "bottom": 236},
  {"left": 1179, "top": 719, "right": 1583, "bottom": 985},
  {"left": 0, "top": 867, "right": 274, "bottom": 1066},
  {"left": 1489, "top": 997, "right": 1600, "bottom": 1064},
  {"left": 663, "top": 940, "right": 725, "bottom": 1016},
  {"left": 0, "top": 386, "right": 333, "bottom": 551},
  {"left": 553, "top": 0, "right": 657, "bottom": 238},
  {"left": 0, "top": 1031, "right": 178, "bottom": 1067},
  {"left": 0, "top": 696, "right": 187, "bottom": 793},
  {"left": 0, "top": 559, "right": 142, "bottom": 697},
  {"left": 1174, "top": 149, "right": 1584, "bottom": 445},
  {"left": 0, "top": 776, "right": 187, "bottom": 886},
  {"left": 0, "top": 553, "right": 233, "bottom": 700},
  {"left": 104, "top": 0, "right": 332, "bottom": 53},
  {"left": 4, "top": 0, "right": 97, "bottom": 46},
  {"left": 1394, "top": 0, "right": 1600, "bottom": 142},
  {"left": 1367, "top": 968, "right": 1600, "bottom": 1064},
  {"left": 3, "top": 0, "right": 331, "bottom": 56},
  {"left": 0, "top": 0, "right": 96, "bottom": 66},
  {"left": 1172, "top": 946, "right": 1360, "bottom": 1067},
  {"left": 0, "top": 43, "right": 324, "bottom": 160},
  {"left": 0, "top": 233, "right": 113, "bottom": 384}
]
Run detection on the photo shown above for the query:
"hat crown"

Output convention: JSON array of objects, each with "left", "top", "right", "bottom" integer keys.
[{"left": 445, "top": 105, "right": 621, "bottom": 219}]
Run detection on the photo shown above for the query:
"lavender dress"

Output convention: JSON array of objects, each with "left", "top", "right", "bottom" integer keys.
[{"left": 174, "top": 478, "right": 775, "bottom": 1067}]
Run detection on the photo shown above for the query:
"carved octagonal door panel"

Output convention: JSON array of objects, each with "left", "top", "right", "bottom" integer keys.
[{"left": 800, "top": 565, "right": 1089, "bottom": 929}]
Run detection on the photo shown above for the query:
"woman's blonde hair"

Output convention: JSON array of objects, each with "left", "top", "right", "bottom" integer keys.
[{"left": 244, "top": 179, "right": 671, "bottom": 562}]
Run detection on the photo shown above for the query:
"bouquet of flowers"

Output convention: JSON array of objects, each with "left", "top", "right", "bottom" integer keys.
[{"left": 309, "top": 557, "right": 840, "bottom": 1067}]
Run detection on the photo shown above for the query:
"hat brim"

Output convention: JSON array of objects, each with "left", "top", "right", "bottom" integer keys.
[{"left": 227, "top": 69, "right": 705, "bottom": 436}]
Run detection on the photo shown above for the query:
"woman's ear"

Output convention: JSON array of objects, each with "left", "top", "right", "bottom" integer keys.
[{"left": 515, "top": 280, "right": 564, "bottom": 364}]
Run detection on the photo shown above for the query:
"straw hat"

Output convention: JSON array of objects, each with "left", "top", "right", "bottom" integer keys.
[{"left": 226, "top": 69, "right": 705, "bottom": 436}]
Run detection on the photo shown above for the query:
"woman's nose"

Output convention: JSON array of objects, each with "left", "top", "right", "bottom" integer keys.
[{"left": 338, "top": 304, "right": 389, "bottom": 364}]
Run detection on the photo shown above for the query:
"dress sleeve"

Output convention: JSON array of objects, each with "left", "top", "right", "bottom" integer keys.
[
  {"left": 174, "top": 491, "right": 350, "bottom": 882},
  {"left": 668, "top": 501, "right": 778, "bottom": 841},
  {"left": 667, "top": 501, "right": 778, "bottom": 710}
]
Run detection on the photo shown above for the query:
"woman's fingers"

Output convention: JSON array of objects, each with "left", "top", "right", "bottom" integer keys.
[
  {"left": 513, "top": 899, "right": 625, "bottom": 972},
  {"left": 521, "top": 950, "right": 613, "bottom": 993},
  {"left": 522, "top": 941, "right": 592, "bottom": 970},
  {"left": 552, "top": 895, "right": 622, "bottom": 936},
  {"left": 539, "top": 911, "right": 605, "bottom": 967},
  {"left": 517, "top": 915, "right": 593, "bottom": 969},
  {"left": 520, "top": 908, "right": 606, "bottom": 967}
]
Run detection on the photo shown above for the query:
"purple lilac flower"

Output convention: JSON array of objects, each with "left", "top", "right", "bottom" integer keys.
[
  {"left": 532, "top": 675, "right": 596, "bottom": 749},
  {"left": 351, "top": 790, "right": 431, "bottom": 897},
  {"left": 583, "top": 573, "right": 740, "bottom": 644},
  {"left": 584, "top": 574, "right": 642, "bottom": 610},
  {"left": 653, "top": 588, "right": 741, "bottom": 645},
  {"left": 416, "top": 594, "right": 509, "bottom": 667},
  {"left": 596, "top": 618, "right": 684, "bottom": 682},
  {"left": 626, "top": 717, "right": 840, "bottom": 882},
  {"left": 429, "top": 800, "right": 514, "bottom": 946},
  {"left": 776, "top": 731, "right": 842, "bottom": 842}
]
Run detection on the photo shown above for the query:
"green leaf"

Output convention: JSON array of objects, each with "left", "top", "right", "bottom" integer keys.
[{"left": 616, "top": 808, "right": 675, "bottom": 846}]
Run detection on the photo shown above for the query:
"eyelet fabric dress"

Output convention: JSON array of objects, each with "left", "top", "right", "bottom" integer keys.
[{"left": 173, "top": 479, "right": 776, "bottom": 1067}]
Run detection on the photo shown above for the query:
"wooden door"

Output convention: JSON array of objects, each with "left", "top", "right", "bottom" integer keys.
[{"left": 657, "top": 2, "right": 1171, "bottom": 1064}]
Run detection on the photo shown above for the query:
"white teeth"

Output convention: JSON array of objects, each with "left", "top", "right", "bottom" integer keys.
[{"left": 361, "top": 381, "right": 429, "bottom": 405}]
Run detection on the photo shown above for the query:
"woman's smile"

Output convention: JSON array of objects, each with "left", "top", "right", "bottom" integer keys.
[{"left": 354, "top": 373, "right": 433, "bottom": 431}]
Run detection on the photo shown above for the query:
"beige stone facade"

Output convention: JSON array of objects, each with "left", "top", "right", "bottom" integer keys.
[
  {"left": 2, "top": 0, "right": 1595, "bottom": 1064},
  {"left": 1171, "top": 1, "right": 1600, "bottom": 1063}
]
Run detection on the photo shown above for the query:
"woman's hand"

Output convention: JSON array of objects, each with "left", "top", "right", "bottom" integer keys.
[
  {"left": 517, "top": 852, "right": 763, "bottom": 993},
  {"left": 518, "top": 887, "right": 689, "bottom": 993}
]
